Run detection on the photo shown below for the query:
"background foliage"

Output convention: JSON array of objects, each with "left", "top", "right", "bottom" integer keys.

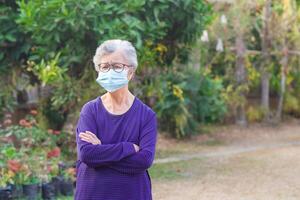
[{"left": 1, "top": 0, "right": 300, "bottom": 140}]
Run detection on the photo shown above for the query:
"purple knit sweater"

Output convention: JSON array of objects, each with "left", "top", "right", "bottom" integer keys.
[{"left": 74, "top": 95, "right": 157, "bottom": 200}]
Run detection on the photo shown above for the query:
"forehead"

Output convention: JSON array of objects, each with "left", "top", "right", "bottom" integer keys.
[{"left": 101, "top": 50, "right": 129, "bottom": 64}]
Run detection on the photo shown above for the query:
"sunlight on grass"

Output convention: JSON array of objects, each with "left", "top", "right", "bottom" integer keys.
[
  {"left": 155, "top": 137, "right": 224, "bottom": 159},
  {"left": 155, "top": 149, "right": 183, "bottom": 159},
  {"left": 18, "top": 195, "right": 73, "bottom": 200},
  {"left": 149, "top": 158, "right": 208, "bottom": 180},
  {"left": 57, "top": 196, "right": 73, "bottom": 200}
]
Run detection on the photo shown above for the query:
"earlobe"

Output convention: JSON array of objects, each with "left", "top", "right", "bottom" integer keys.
[
  {"left": 128, "top": 74, "right": 133, "bottom": 81},
  {"left": 127, "top": 70, "right": 134, "bottom": 81}
]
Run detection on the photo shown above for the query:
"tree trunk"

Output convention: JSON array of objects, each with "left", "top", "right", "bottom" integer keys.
[
  {"left": 235, "top": 36, "right": 247, "bottom": 126},
  {"left": 276, "top": 46, "right": 288, "bottom": 122},
  {"left": 261, "top": 0, "right": 272, "bottom": 121},
  {"left": 261, "top": 70, "right": 270, "bottom": 112}
]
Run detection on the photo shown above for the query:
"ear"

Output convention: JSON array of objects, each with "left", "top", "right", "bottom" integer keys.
[{"left": 127, "top": 69, "right": 135, "bottom": 81}]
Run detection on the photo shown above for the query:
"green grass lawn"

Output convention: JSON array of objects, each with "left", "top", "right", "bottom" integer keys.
[
  {"left": 149, "top": 157, "right": 209, "bottom": 180},
  {"left": 57, "top": 196, "right": 73, "bottom": 200},
  {"left": 154, "top": 137, "right": 224, "bottom": 159},
  {"left": 18, "top": 195, "right": 73, "bottom": 200}
]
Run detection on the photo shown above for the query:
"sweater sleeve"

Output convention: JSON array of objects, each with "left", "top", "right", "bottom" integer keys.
[
  {"left": 107, "top": 112, "right": 157, "bottom": 174},
  {"left": 76, "top": 103, "right": 137, "bottom": 168}
]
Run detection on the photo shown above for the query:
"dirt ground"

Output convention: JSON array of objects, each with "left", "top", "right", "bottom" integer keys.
[{"left": 152, "top": 119, "right": 300, "bottom": 200}]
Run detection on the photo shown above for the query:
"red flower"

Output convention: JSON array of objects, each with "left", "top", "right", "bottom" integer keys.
[
  {"left": 7, "top": 160, "right": 22, "bottom": 173},
  {"left": 48, "top": 129, "right": 61, "bottom": 135},
  {"left": 19, "top": 119, "right": 27, "bottom": 126},
  {"left": 53, "top": 130, "right": 61, "bottom": 135},
  {"left": 47, "top": 165, "right": 52, "bottom": 172},
  {"left": 19, "top": 119, "right": 31, "bottom": 128},
  {"left": 30, "top": 110, "right": 38, "bottom": 115},
  {"left": 47, "top": 147, "right": 61, "bottom": 159}
]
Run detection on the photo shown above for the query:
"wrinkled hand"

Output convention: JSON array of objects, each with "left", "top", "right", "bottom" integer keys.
[{"left": 79, "top": 131, "right": 101, "bottom": 145}]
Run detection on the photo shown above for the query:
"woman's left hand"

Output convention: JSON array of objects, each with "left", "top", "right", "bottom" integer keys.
[{"left": 79, "top": 131, "right": 102, "bottom": 145}]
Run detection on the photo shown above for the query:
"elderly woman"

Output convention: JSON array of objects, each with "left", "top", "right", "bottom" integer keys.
[{"left": 74, "top": 39, "right": 157, "bottom": 200}]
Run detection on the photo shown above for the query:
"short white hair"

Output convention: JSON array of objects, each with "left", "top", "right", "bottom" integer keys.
[{"left": 93, "top": 39, "right": 138, "bottom": 70}]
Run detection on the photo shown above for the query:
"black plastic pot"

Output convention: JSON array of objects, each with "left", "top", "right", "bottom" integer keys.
[
  {"left": 42, "top": 182, "right": 56, "bottom": 200},
  {"left": 22, "top": 183, "right": 40, "bottom": 200},
  {"left": 0, "top": 186, "right": 12, "bottom": 200},
  {"left": 51, "top": 176, "right": 63, "bottom": 196},
  {"left": 60, "top": 178, "right": 73, "bottom": 196},
  {"left": 9, "top": 184, "right": 23, "bottom": 199}
]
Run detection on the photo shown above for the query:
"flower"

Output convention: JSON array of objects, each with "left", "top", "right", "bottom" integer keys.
[
  {"left": 47, "top": 147, "right": 61, "bottom": 159},
  {"left": 66, "top": 167, "right": 76, "bottom": 176},
  {"left": 3, "top": 119, "right": 12, "bottom": 126},
  {"left": 19, "top": 119, "right": 32, "bottom": 128},
  {"left": 19, "top": 119, "right": 27, "bottom": 126},
  {"left": 7, "top": 160, "right": 22, "bottom": 173},
  {"left": 46, "top": 163, "right": 59, "bottom": 176},
  {"left": 47, "top": 165, "right": 52, "bottom": 172},
  {"left": 48, "top": 129, "right": 61, "bottom": 135},
  {"left": 30, "top": 110, "right": 38, "bottom": 115},
  {"left": 53, "top": 130, "right": 61, "bottom": 135},
  {"left": 63, "top": 167, "right": 76, "bottom": 181}
]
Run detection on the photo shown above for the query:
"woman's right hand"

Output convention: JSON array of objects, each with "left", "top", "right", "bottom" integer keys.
[{"left": 133, "top": 144, "right": 140, "bottom": 152}]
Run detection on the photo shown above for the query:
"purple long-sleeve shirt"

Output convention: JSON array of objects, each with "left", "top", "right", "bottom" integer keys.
[{"left": 74, "top": 95, "right": 157, "bottom": 200}]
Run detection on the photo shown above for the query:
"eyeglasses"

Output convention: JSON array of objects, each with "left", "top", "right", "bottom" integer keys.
[{"left": 96, "top": 62, "right": 134, "bottom": 73}]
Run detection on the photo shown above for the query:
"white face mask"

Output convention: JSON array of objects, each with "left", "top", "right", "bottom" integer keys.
[{"left": 96, "top": 69, "right": 129, "bottom": 92}]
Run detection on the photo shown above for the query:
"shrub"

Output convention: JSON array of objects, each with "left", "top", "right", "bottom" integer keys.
[
  {"left": 246, "top": 106, "right": 264, "bottom": 123},
  {"left": 283, "top": 92, "right": 300, "bottom": 117},
  {"left": 187, "top": 68, "right": 227, "bottom": 123},
  {"left": 154, "top": 66, "right": 227, "bottom": 138}
]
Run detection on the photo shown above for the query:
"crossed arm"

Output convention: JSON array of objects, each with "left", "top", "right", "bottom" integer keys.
[
  {"left": 76, "top": 104, "right": 157, "bottom": 174},
  {"left": 106, "top": 114, "right": 157, "bottom": 174}
]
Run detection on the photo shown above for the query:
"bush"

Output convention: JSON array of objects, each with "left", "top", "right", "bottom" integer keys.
[
  {"left": 154, "top": 72, "right": 197, "bottom": 139},
  {"left": 187, "top": 68, "right": 227, "bottom": 123},
  {"left": 154, "top": 66, "right": 227, "bottom": 138},
  {"left": 283, "top": 92, "right": 300, "bottom": 117},
  {"left": 246, "top": 106, "right": 264, "bottom": 123}
]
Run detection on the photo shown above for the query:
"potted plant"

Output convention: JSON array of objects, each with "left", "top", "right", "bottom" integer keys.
[
  {"left": 0, "top": 168, "right": 13, "bottom": 200},
  {"left": 60, "top": 166, "right": 76, "bottom": 196},
  {"left": 20, "top": 149, "right": 43, "bottom": 200},
  {"left": 50, "top": 171, "right": 64, "bottom": 198},
  {"left": 41, "top": 178, "right": 56, "bottom": 200},
  {"left": 7, "top": 159, "right": 24, "bottom": 199},
  {"left": 20, "top": 168, "right": 41, "bottom": 200},
  {"left": 40, "top": 157, "right": 60, "bottom": 200},
  {"left": 0, "top": 145, "right": 24, "bottom": 199}
]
